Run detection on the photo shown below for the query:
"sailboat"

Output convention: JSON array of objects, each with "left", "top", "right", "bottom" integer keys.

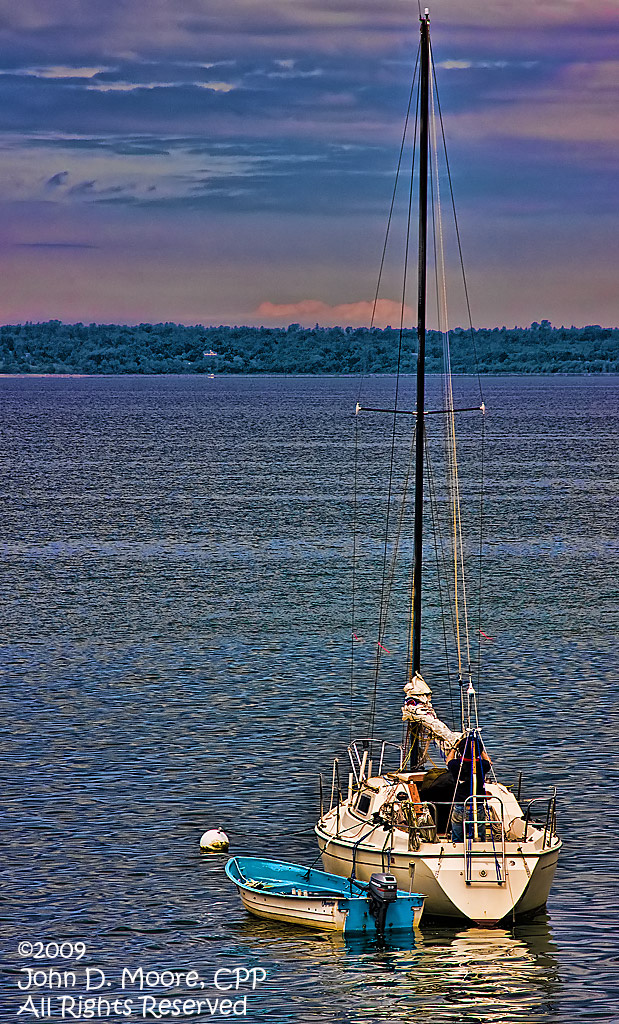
[{"left": 315, "top": 10, "right": 561, "bottom": 924}]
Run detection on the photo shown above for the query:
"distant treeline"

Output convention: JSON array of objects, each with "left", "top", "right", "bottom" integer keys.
[{"left": 0, "top": 320, "right": 617, "bottom": 374}]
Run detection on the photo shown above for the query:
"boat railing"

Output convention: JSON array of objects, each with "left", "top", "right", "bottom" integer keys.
[
  {"left": 328, "top": 758, "right": 343, "bottom": 812},
  {"left": 463, "top": 794, "right": 505, "bottom": 836},
  {"left": 318, "top": 759, "right": 345, "bottom": 834},
  {"left": 462, "top": 795, "right": 507, "bottom": 884},
  {"left": 522, "top": 789, "right": 558, "bottom": 847},
  {"left": 406, "top": 790, "right": 558, "bottom": 850},
  {"left": 401, "top": 799, "right": 504, "bottom": 848},
  {"left": 347, "top": 738, "right": 405, "bottom": 785}
]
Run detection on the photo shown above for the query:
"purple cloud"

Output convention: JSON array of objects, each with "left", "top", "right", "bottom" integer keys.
[
  {"left": 46, "top": 170, "right": 69, "bottom": 187},
  {"left": 0, "top": 0, "right": 616, "bottom": 326}
]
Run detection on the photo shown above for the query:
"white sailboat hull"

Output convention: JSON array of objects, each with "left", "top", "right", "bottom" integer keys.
[
  {"left": 316, "top": 779, "right": 561, "bottom": 925},
  {"left": 317, "top": 831, "right": 559, "bottom": 923}
]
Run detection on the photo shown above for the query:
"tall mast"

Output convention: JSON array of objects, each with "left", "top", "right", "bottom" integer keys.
[{"left": 411, "top": 11, "right": 430, "bottom": 676}]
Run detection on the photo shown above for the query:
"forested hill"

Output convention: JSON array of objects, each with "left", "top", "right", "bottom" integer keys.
[{"left": 0, "top": 320, "right": 617, "bottom": 374}]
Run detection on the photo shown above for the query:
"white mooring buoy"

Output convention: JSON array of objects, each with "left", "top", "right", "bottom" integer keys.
[{"left": 200, "top": 828, "right": 230, "bottom": 852}]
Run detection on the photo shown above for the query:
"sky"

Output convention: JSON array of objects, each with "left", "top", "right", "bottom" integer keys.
[{"left": 0, "top": 0, "right": 617, "bottom": 328}]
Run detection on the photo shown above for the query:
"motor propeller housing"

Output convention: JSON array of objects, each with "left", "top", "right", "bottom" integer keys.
[{"left": 367, "top": 872, "right": 398, "bottom": 934}]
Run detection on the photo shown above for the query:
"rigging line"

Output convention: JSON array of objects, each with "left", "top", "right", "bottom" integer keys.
[
  {"left": 222, "top": 826, "right": 318, "bottom": 839},
  {"left": 424, "top": 432, "right": 461, "bottom": 709},
  {"left": 398, "top": 82, "right": 419, "bottom": 687},
  {"left": 382, "top": 423, "right": 417, "bottom": 672},
  {"left": 406, "top": 537, "right": 415, "bottom": 690},
  {"left": 357, "top": 44, "right": 420, "bottom": 407},
  {"left": 427, "top": 104, "right": 460, "bottom": 708},
  {"left": 448, "top": 428, "right": 462, "bottom": 679},
  {"left": 350, "top": 411, "right": 360, "bottom": 743},
  {"left": 468, "top": 670, "right": 480, "bottom": 730},
  {"left": 430, "top": 68, "right": 474, "bottom": 680},
  {"left": 428, "top": 90, "right": 441, "bottom": 355},
  {"left": 434, "top": 114, "right": 470, "bottom": 681},
  {"left": 376, "top": 419, "right": 423, "bottom": 688},
  {"left": 368, "top": 412, "right": 414, "bottom": 740},
  {"left": 306, "top": 815, "right": 382, "bottom": 876},
  {"left": 428, "top": 72, "right": 459, "bottom": 679},
  {"left": 430, "top": 43, "right": 484, "bottom": 409},
  {"left": 428, "top": 72, "right": 462, "bottom": 681},
  {"left": 428, "top": 80, "right": 468, "bottom": 693},
  {"left": 368, "top": 75, "right": 421, "bottom": 742},
  {"left": 303, "top": 818, "right": 376, "bottom": 875},
  {"left": 477, "top": 411, "right": 486, "bottom": 693},
  {"left": 372, "top": 422, "right": 418, "bottom": 728},
  {"left": 445, "top": 733, "right": 469, "bottom": 834},
  {"left": 452, "top": 405, "right": 473, "bottom": 676},
  {"left": 424, "top": 430, "right": 456, "bottom": 729},
  {"left": 451, "top": 421, "right": 473, "bottom": 678}
]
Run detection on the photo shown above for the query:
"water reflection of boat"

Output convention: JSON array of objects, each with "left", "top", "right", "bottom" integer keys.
[
  {"left": 421, "top": 926, "right": 560, "bottom": 1022},
  {"left": 315, "top": 10, "right": 561, "bottom": 923},
  {"left": 230, "top": 913, "right": 559, "bottom": 1022}
]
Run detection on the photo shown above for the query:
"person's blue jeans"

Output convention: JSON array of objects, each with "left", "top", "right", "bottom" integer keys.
[
  {"left": 451, "top": 802, "right": 487, "bottom": 841},
  {"left": 451, "top": 803, "right": 464, "bottom": 842}
]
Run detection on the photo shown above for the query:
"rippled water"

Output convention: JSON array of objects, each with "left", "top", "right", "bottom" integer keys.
[{"left": 1, "top": 374, "right": 617, "bottom": 1023}]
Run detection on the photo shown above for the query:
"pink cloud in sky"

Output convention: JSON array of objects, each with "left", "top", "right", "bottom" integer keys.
[{"left": 256, "top": 297, "right": 415, "bottom": 328}]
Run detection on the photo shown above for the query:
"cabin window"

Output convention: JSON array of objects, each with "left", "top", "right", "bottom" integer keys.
[{"left": 357, "top": 793, "right": 372, "bottom": 815}]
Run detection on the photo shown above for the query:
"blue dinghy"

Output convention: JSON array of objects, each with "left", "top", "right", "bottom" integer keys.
[{"left": 225, "top": 856, "right": 424, "bottom": 935}]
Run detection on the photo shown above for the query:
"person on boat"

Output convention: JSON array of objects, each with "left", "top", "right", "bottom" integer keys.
[
  {"left": 418, "top": 766, "right": 457, "bottom": 834},
  {"left": 446, "top": 733, "right": 492, "bottom": 842}
]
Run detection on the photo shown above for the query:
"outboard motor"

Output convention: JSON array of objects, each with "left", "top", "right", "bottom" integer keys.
[{"left": 368, "top": 872, "right": 398, "bottom": 935}]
